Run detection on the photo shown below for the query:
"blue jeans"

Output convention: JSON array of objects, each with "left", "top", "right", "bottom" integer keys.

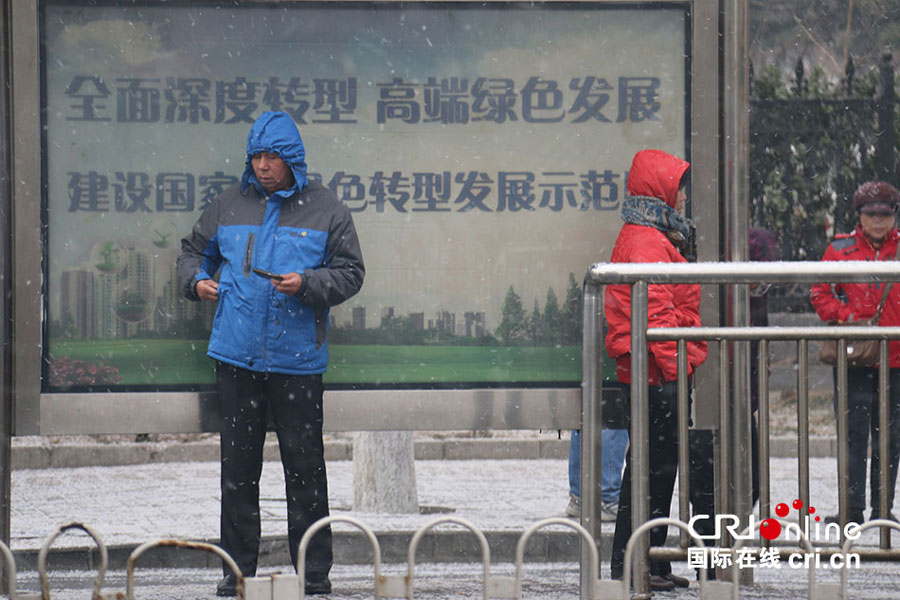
[{"left": 569, "top": 428, "right": 628, "bottom": 503}]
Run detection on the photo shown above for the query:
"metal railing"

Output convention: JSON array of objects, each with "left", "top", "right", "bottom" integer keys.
[
  {"left": 582, "top": 260, "right": 900, "bottom": 598},
  {"left": 0, "top": 517, "right": 599, "bottom": 599},
  {"left": 4, "top": 515, "right": 880, "bottom": 599}
]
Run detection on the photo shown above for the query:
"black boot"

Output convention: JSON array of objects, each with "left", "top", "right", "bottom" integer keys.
[
  {"left": 216, "top": 574, "right": 237, "bottom": 597},
  {"left": 305, "top": 575, "right": 332, "bottom": 595}
]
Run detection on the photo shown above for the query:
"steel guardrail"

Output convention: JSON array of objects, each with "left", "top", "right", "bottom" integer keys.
[{"left": 582, "top": 260, "right": 900, "bottom": 596}]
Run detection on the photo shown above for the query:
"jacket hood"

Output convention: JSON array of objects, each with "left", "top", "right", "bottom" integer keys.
[
  {"left": 241, "top": 111, "right": 309, "bottom": 198},
  {"left": 626, "top": 149, "right": 690, "bottom": 208}
]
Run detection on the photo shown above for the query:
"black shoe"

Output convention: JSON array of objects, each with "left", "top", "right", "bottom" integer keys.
[
  {"left": 305, "top": 576, "right": 332, "bottom": 595},
  {"left": 824, "top": 511, "right": 865, "bottom": 526},
  {"left": 649, "top": 575, "right": 676, "bottom": 591},
  {"left": 661, "top": 572, "right": 690, "bottom": 588},
  {"left": 216, "top": 575, "right": 237, "bottom": 597},
  {"left": 870, "top": 511, "right": 898, "bottom": 522}
]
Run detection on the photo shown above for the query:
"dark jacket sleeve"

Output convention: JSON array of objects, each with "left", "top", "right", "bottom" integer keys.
[
  {"left": 176, "top": 199, "right": 223, "bottom": 301},
  {"left": 299, "top": 201, "right": 365, "bottom": 308}
]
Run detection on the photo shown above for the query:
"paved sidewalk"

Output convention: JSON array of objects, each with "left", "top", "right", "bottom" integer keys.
[{"left": 11, "top": 455, "right": 893, "bottom": 559}]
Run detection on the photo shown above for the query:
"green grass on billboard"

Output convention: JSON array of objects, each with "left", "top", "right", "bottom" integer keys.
[
  {"left": 326, "top": 344, "right": 582, "bottom": 384},
  {"left": 50, "top": 339, "right": 218, "bottom": 386},
  {"left": 47, "top": 339, "right": 621, "bottom": 387}
]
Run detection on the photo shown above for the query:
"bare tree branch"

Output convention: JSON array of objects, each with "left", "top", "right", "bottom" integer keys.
[
  {"left": 792, "top": 9, "right": 843, "bottom": 73},
  {"left": 843, "top": 0, "right": 855, "bottom": 70}
]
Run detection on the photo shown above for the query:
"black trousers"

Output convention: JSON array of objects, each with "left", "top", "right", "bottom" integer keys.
[
  {"left": 610, "top": 382, "right": 679, "bottom": 579},
  {"left": 837, "top": 367, "right": 900, "bottom": 515},
  {"left": 217, "top": 362, "right": 333, "bottom": 579},
  {"left": 687, "top": 426, "right": 760, "bottom": 537}
]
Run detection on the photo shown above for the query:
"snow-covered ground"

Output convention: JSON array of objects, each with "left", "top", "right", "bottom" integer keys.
[{"left": 11, "top": 456, "right": 895, "bottom": 550}]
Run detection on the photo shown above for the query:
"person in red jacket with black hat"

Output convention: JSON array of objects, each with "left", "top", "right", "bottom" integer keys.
[
  {"left": 811, "top": 180, "right": 900, "bottom": 526},
  {"left": 606, "top": 149, "right": 708, "bottom": 591}
]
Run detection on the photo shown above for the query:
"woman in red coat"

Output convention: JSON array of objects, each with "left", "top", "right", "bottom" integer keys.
[
  {"left": 606, "top": 149, "right": 708, "bottom": 591},
  {"left": 810, "top": 181, "right": 900, "bottom": 526}
]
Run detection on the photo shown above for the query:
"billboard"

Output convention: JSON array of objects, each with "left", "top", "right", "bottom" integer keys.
[{"left": 43, "top": 1, "right": 688, "bottom": 390}]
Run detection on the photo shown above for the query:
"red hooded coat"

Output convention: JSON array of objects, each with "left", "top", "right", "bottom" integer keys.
[{"left": 604, "top": 150, "right": 708, "bottom": 384}]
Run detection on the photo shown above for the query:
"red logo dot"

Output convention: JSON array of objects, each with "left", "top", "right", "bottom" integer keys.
[
  {"left": 808, "top": 506, "right": 816, "bottom": 514},
  {"left": 792, "top": 499, "right": 804, "bottom": 510},
  {"left": 760, "top": 518, "right": 782, "bottom": 540},
  {"left": 775, "top": 503, "right": 790, "bottom": 517}
]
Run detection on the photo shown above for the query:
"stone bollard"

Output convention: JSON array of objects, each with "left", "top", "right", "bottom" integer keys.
[{"left": 352, "top": 431, "right": 419, "bottom": 513}]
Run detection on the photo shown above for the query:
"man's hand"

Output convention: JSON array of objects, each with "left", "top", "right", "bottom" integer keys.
[
  {"left": 196, "top": 279, "right": 219, "bottom": 301},
  {"left": 273, "top": 271, "right": 302, "bottom": 295}
]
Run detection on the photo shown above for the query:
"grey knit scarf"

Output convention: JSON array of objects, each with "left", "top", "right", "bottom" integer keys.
[{"left": 621, "top": 194, "right": 695, "bottom": 250}]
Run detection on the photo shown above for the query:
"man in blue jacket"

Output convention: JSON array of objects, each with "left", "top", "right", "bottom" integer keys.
[{"left": 177, "top": 111, "right": 365, "bottom": 596}]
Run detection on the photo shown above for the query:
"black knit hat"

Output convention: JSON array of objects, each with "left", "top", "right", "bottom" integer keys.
[{"left": 853, "top": 181, "right": 900, "bottom": 214}]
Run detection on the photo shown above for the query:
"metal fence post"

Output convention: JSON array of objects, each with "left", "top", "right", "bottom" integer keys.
[
  {"left": 758, "top": 339, "right": 771, "bottom": 547},
  {"left": 0, "top": 2, "right": 14, "bottom": 591},
  {"left": 878, "top": 341, "right": 891, "bottom": 549},
  {"left": 676, "top": 340, "right": 691, "bottom": 549},
  {"left": 579, "top": 280, "right": 603, "bottom": 600},
  {"left": 717, "top": 339, "right": 730, "bottom": 522},
  {"left": 724, "top": 0, "right": 753, "bottom": 579},
  {"left": 797, "top": 339, "right": 811, "bottom": 529},
  {"left": 630, "top": 280, "right": 650, "bottom": 598},
  {"left": 836, "top": 342, "right": 850, "bottom": 541}
]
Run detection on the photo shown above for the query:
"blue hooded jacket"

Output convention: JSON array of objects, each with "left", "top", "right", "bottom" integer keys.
[{"left": 177, "top": 112, "right": 365, "bottom": 375}]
